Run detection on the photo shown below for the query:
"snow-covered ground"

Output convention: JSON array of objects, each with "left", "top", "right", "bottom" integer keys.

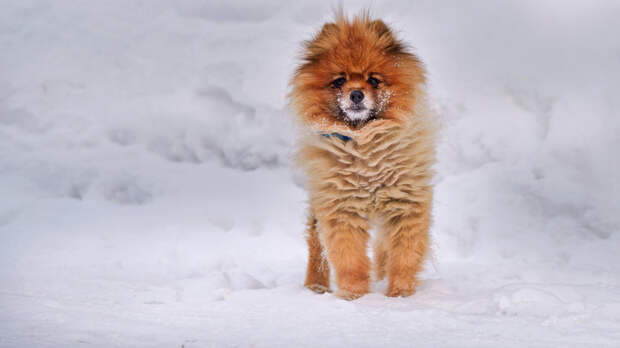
[{"left": 1, "top": 1, "right": 619, "bottom": 347}]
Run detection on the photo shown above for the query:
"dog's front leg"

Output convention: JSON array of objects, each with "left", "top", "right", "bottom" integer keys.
[
  {"left": 382, "top": 199, "right": 431, "bottom": 297},
  {"left": 319, "top": 214, "right": 370, "bottom": 300}
]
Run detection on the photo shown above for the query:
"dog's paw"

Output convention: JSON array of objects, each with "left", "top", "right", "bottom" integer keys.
[
  {"left": 335, "top": 289, "right": 366, "bottom": 301},
  {"left": 305, "top": 284, "right": 331, "bottom": 294},
  {"left": 386, "top": 287, "right": 416, "bottom": 298}
]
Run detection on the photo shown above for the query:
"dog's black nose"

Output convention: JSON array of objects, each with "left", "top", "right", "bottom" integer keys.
[{"left": 350, "top": 90, "right": 364, "bottom": 104}]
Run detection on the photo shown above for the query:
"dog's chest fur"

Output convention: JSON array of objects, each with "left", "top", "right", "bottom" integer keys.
[{"left": 298, "top": 117, "right": 435, "bottom": 223}]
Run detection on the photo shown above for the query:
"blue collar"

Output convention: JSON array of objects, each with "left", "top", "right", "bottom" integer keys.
[{"left": 320, "top": 132, "right": 352, "bottom": 142}]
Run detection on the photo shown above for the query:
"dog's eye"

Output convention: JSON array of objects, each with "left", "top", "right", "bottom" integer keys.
[
  {"left": 331, "top": 77, "right": 346, "bottom": 88},
  {"left": 367, "top": 77, "right": 381, "bottom": 88}
]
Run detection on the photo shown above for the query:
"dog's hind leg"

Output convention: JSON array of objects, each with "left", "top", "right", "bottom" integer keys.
[{"left": 304, "top": 212, "right": 331, "bottom": 294}]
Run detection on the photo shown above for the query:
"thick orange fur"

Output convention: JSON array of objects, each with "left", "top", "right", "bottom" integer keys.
[{"left": 290, "top": 13, "right": 436, "bottom": 300}]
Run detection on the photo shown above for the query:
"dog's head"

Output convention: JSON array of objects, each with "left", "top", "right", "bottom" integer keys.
[{"left": 290, "top": 13, "right": 425, "bottom": 132}]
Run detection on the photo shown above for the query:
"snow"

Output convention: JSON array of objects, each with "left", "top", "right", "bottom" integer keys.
[{"left": 1, "top": 0, "right": 619, "bottom": 347}]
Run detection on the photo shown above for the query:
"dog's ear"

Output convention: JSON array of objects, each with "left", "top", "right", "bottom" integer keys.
[
  {"left": 371, "top": 20, "right": 408, "bottom": 55},
  {"left": 318, "top": 23, "right": 339, "bottom": 38},
  {"left": 302, "top": 22, "right": 340, "bottom": 64},
  {"left": 371, "top": 20, "right": 392, "bottom": 38}
]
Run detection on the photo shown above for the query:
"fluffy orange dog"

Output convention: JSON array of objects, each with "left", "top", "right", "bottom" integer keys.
[{"left": 289, "top": 13, "right": 436, "bottom": 300}]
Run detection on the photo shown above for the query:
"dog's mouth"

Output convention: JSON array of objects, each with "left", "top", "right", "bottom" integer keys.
[
  {"left": 338, "top": 106, "right": 377, "bottom": 127},
  {"left": 347, "top": 104, "right": 366, "bottom": 112}
]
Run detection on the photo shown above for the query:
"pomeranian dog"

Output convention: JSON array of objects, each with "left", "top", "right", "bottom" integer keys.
[{"left": 289, "top": 13, "right": 436, "bottom": 300}]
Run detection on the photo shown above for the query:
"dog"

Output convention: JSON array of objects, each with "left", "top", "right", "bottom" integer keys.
[{"left": 289, "top": 12, "right": 436, "bottom": 300}]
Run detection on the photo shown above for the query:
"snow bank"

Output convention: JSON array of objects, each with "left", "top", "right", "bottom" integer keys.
[{"left": 1, "top": 1, "right": 619, "bottom": 347}]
